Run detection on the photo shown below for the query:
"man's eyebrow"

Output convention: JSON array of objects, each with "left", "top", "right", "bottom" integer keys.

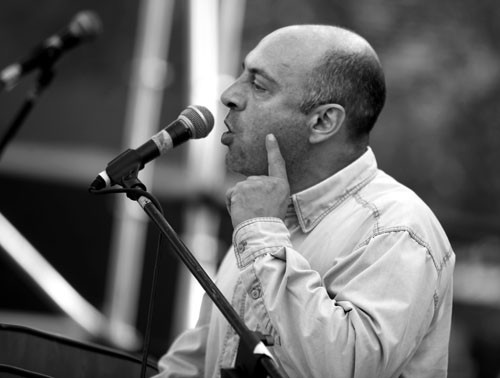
[{"left": 242, "top": 61, "right": 278, "bottom": 85}]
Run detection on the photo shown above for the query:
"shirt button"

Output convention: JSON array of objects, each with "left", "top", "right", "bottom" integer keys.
[
  {"left": 237, "top": 241, "right": 247, "bottom": 253},
  {"left": 250, "top": 287, "right": 261, "bottom": 299}
]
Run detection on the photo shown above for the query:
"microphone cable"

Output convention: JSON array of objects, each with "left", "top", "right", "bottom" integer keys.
[{"left": 89, "top": 186, "right": 163, "bottom": 378}]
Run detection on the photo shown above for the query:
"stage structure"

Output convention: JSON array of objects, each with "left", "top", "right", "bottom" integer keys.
[
  {"left": 104, "top": 0, "right": 247, "bottom": 346},
  {"left": 103, "top": 0, "right": 176, "bottom": 350},
  {"left": 0, "top": 0, "right": 247, "bottom": 354},
  {"left": 173, "top": 0, "right": 246, "bottom": 334}
]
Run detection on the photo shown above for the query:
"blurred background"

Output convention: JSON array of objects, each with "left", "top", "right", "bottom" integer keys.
[{"left": 0, "top": 0, "right": 499, "bottom": 377}]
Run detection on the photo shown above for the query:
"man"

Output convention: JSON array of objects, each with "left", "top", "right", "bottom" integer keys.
[{"left": 155, "top": 24, "right": 455, "bottom": 377}]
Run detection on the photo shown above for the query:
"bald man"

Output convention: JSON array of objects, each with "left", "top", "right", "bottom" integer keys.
[{"left": 155, "top": 25, "right": 455, "bottom": 378}]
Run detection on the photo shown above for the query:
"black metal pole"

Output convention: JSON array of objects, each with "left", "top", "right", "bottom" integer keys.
[
  {"left": 136, "top": 195, "right": 284, "bottom": 378},
  {"left": 0, "top": 68, "right": 55, "bottom": 158}
]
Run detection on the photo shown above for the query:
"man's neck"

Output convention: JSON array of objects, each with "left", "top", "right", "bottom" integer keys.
[{"left": 288, "top": 145, "right": 367, "bottom": 194}]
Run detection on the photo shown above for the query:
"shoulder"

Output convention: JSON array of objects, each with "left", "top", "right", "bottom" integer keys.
[
  {"left": 355, "top": 169, "right": 454, "bottom": 269},
  {"left": 360, "top": 169, "right": 438, "bottom": 226}
]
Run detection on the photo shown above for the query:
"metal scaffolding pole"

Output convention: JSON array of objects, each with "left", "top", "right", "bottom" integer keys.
[
  {"left": 103, "top": 0, "right": 175, "bottom": 350},
  {"left": 172, "top": 0, "right": 246, "bottom": 336}
]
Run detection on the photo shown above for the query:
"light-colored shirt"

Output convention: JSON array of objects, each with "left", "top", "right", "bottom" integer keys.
[{"left": 155, "top": 147, "right": 455, "bottom": 378}]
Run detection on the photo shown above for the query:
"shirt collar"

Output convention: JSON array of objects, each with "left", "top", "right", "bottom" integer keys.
[{"left": 290, "top": 147, "right": 378, "bottom": 233}]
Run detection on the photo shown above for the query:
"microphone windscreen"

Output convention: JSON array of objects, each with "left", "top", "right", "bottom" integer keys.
[
  {"left": 70, "top": 11, "right": 103, "bottom": 40},
  {"left": 182, "top": 105, "right": 215, "bottom": 139}
]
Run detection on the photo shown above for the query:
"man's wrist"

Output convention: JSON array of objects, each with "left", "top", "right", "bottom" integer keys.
[{"left": 232, "top": 217, "right": 291, "bottom": 269}]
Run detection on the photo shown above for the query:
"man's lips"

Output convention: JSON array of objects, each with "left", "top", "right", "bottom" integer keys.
[
  {"left": 221, "top": 117, "right": 234, "bottom": 145},
  {"left": 221, "top": 131, "right": 234, "bottom": 145}
]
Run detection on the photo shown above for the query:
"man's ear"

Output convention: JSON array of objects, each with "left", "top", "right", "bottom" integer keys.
[{"left": 306, "top": 104, "right": 346, "bottom": 144}]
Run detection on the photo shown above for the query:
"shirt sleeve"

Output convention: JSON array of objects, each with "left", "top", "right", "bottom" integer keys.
[
  {"left": 232, "top": 217, "right": 439, "bottom": 378},
  {"left": 154, "top": 293, "right": 212, "bottom": 378}
]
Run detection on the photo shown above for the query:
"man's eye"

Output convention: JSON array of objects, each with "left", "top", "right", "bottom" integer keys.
[{"left": 252, "top": 80, "right": 265, "bottom": 91}]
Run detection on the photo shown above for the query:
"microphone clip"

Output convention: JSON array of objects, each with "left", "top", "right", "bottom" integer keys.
[
  {"left": 106, "top": 148, "right": 145, "bottom": 187},
  {"left": 89, "top": 148, "right": 147, "bottom": 197},
  {"left": 121, "top": 175, "right": 147, "bottom": 200}
]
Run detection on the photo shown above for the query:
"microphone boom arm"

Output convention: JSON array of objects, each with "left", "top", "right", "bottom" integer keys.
[{"left": 136, "top": 194, "right": 284, "bottom": 378}]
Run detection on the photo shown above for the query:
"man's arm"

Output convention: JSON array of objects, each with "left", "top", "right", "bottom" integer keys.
[{"left": 232, "top": 218, "right": 444, "bottom": 377}]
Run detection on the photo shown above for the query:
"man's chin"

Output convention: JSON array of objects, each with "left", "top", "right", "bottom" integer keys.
[
  {"left": 225, "top": 162, "right": 247, "bottom": 177},
  {"left": 225, "top": 153, "right": 267, "bottom": 177},
  {"left": 226, "top": 163, "right": 265, "bottom": 177}
]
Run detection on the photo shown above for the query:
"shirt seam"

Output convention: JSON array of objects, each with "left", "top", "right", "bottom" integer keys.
[
  {"left": 355, "top": 227, "right": 453, "bottom": 310},
  {"left": 353, "top": 191, "right": 381, "bottom": 234},
  {"left": 356, "top": 226, "right": 454, "bottom": 273},
  {"left": 217, "top": 278, "right": 246, "bottom": 372},
  {"left": 248, "top": 262, "right": 281, "bottom": 344},
  {"left": 237, "top": 245, "right": 283, "bottom": 269},
  {"left": 233, "top": 217, "right": 283, "bottom": 237}
]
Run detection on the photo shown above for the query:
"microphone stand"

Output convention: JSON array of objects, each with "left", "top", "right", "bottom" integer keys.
[
  {"left": 118, "top": 175, "right": 284, "bottom": 378},
  {"left": 0, "top": 61, "right": 56, "bottom": 159}
]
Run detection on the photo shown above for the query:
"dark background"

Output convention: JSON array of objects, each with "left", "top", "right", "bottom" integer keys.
[{"left": 1, "top": 1, "right": 500, "bottom": 377}]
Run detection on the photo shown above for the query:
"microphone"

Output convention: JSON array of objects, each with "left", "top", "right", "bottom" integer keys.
[
  {"left": 89, "top": 105, "right": 215, "bottom": 191},
  {"left": 0, "top": 10, "right": 102, "bottom": 91}
]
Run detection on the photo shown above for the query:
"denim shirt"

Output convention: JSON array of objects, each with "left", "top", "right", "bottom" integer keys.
[{"left": 156, "top": 147, "right": 455, "bottom": 378}]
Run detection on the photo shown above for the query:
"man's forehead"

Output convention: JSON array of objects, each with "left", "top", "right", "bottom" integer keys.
[{"left": 245, "top": 34, "right": 316, "bottom": 76}]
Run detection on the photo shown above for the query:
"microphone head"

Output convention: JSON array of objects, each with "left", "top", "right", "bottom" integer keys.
[
  {"left": 181, "top": 105, "right": 215, "bottom": 139},
  {"left": 69, "top": 11, "right": 103, "bottom": 40}
]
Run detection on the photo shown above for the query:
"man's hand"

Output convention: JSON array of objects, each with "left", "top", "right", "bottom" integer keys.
[{"left": 226, "top": 134, "right": 290, "bottom": 228}]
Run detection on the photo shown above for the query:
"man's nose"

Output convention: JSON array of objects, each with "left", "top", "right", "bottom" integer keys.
[{"left": 220, "top": 80, "right": 244, "bottom": 110}]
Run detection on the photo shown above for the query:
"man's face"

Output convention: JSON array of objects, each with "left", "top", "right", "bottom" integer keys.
[{"left": 220, "top": 32, "right": 315, "bottom": 177}]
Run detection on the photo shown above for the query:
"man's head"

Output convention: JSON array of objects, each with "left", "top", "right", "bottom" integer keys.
[{"left": 220, "top": 25, "right": 385, "bottom": 191}]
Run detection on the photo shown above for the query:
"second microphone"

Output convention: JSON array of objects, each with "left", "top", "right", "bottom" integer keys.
[{"left": 90, "top": 105, "right": 214, "bottom": 191}]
